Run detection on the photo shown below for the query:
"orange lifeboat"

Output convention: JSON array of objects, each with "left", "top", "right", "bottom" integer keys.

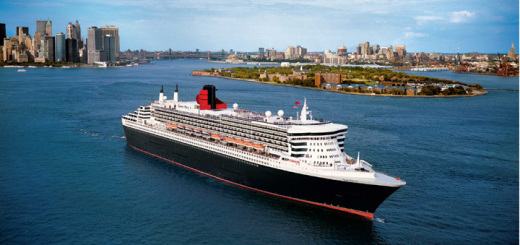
[
  {"left": 226, "top": 138, "right": 235, "bottom": 143},
  {"left": 211, "top": 134, "right": 220, "bottom": 139},
  {"left": 235, "top": 140, "right": 245, "bottom": 146},
  {"left": 253, "top": 144, "right": 265, "bottom": 151},
  {"left": 244, "top": 142, "right": 254, "bottom": 148}
]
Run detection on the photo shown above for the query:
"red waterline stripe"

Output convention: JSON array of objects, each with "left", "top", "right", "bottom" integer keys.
[{"left": 129, "top": 144, "right": 374, "bottom": 219}]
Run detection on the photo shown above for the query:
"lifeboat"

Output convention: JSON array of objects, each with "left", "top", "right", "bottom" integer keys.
[
  {"left": 177, "top": 125, "right": 185, "bottom": 131},
  {"left": 226, "top": 138, "right": 235, "bottom": 143},
  {"left": 253, "top": 144, "right": 265, "bottom": 151},
  {"left": 235, "top": 140, "right": 245, "bottom": 148},
  {"left": 211, "top": 134, "right": 220, "bottom": 141},
  {"left": 194, "top": 129, "right": 202, "bottom": 136},
  {"left": 202, "top": 131, "right": 211, "bottom": 138},
  {"left": 244, "top": 142, "right": 254, "bottom": 148}
]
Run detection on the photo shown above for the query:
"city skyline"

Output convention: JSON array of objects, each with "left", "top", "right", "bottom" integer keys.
[{"left": 1, "top": 0, "right": 518, "bottom": 53}]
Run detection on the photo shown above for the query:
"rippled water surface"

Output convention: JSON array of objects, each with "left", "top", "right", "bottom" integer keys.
[{"left": 1, "top": 60, "right": 518, "bottom": 244}]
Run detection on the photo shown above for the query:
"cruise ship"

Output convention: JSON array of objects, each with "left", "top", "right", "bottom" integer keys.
[{"left": 122, "top": 85, "right": 405, "bottom": 219}]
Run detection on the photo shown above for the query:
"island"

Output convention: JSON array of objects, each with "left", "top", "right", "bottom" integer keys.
[{"left": 193, "top": 65, "right": 486, "bottom": 97}]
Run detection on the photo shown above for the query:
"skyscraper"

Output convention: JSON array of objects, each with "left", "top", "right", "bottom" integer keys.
[
  {"left": 100, "top": 25, "right": 120, "bottom": 59},
  {"left": 66, "top": 38, "right": 78, "bottom": 63},
  {"left": 45, "top": 20, "right": 52, "bottom": 37},
  {"left": 87, "top": 26, "right": 104, "bottom": 64},
  {"left": 16, "top": 26, "right": 29, "bottom": 36},
  {"left": 55, "top": 32, "right": 65, "bottom": 62},
  {"left": 36, "top": 20, "right": 47, "bottom": 38},
  {"left": 258, "top": 47, "right": 264, "bottom": 55},
  {"left": 104, "top": 35, "right": 116, "bottom": 63},
  {"left": 67, "top": 22, "right": 77, "bottom": 39},
  {"left": 75, "top": 20, "right": 81, "bottom": 42},
  {"left": 0, "top": 23, "right": 5, "bottom": 46},
  {"left": 43, "top": 36, "right": 55, "bottom": 62}
]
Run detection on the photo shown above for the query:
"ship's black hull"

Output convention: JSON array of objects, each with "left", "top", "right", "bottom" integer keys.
[{"left": 123, "top": 125, "right": 400, "bottom": 218}]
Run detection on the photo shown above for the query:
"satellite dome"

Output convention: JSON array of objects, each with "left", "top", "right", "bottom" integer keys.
[
  {"left": 233, "top": 103, "right": 238, "bottom": 110},
  {"left": 278, "top": 110, "right": 284, "bottom": 117},
  {"left": 265, "top": 111, "right": 272, "bottom": 118}
]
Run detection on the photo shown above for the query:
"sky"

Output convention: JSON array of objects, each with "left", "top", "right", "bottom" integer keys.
[{"left": 1, "top": 0, "right": 518, "bottom": 53}]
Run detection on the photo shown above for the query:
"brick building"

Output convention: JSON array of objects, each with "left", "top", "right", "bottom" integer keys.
[{"left": 315, "top": 72, "right": 343, "bottom": 87}]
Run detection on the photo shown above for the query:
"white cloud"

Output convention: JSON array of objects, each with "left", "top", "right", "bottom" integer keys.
[
  {"left": 415, "top": 15, "right": 444, "bottom": 25},
  {"left": 405, "top": 32, "right": 428, "bottom": 38},
  {"left": 450, "top": 11, "right": 475, "bottom": 23}
]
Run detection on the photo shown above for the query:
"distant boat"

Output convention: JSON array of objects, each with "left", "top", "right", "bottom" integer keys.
[
  {"left": 27, "top": 66, "right": 37, "bottom": 68},
  {"left": 62, "top": 66, "right": 70, "bottom": 69},
  {"left": 17, "top": 69, "right": 26, "bottom": 72}
]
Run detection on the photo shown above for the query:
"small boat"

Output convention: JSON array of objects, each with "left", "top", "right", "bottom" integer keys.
[{"left": 17, "top": 69, "right": 26, "bottom": 72}]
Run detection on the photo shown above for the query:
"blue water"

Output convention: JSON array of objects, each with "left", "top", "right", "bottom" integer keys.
[{"left": 1, "top": 60, "right": 518, "bottom": 244}]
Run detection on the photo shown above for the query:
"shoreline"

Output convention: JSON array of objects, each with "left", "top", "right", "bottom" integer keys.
[{"left": 193, "top": 74, "right": 489, "bottom": 98}]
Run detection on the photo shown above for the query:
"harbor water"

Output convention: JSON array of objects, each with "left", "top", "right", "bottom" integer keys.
[{"left": 0, "top": 60, "right": 518, "bottom": 244}]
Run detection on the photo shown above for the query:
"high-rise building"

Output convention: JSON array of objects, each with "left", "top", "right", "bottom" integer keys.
[
  {"left": 395, "top": 45, "right": 406, "bottom": 58},
  {"left": 508, "top": 42, "right": 516, "bottom": 59},
  {"left": 36, "top": 20, "right": 47, "bottom": 39},
  {"left": 67, "top": 22, "right": 77, "bottom": 39},
  {"left": 100, "top": 25, "right": 119, "bottom": 59},
  {"left": 337, "top": 45, "right": 347, "bottom": 56},
  {"left": 258, "top": 47, "right": 264, "bottom": 55},
  {"left": 372, "top": 44, "right": 380, "bottom": 54},
  {"left": 364, "top": 42, "right": 370, "bottom": 56},
  {"left": 0, "top": 23, "right": 5, "bottom": 46},
  {"left": 43, "top": 36, "right": 55, "bottom": 62},
  {"left": 87, "top": 26, "right": 104, "bottom": 64},
  {"left": 16, "top": 26, "right": 29, "bottom": 36},
  {"left": 66, "top": 38, "right": 79, "bottom": 63},
  {"left": 104, "top": 35, "right": 116, "bottom": 63},
  {"left": 266, "top": 48, "right": 276, "bottom": 58},
  {"left": 296, "top": 45, "right": 307, "bottom": 58},
  {"left": 55, "top": 32, "right": 65, "bottom": 62},
  {"left": 284, "top": 46, "right": 295, "bottom": 59},
  {"left": 45, "top": 20, "right": 52, "bottom": 37},
  {"left": 387, "top": 45, "right": 394, "bottom": 59},
  {"left": 75, "top": 20, "right": 81, "bottom": 42}
]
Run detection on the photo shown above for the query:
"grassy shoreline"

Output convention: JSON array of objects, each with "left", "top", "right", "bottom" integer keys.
[{"left": 194, "top": 73, "right": 488, "bottom": 98}]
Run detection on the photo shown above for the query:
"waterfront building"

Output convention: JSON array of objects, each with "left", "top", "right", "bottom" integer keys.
[
  {"left": 16, "top": 26, "right": 29, "bottom": 36},
  {"left": 508, "top": 42, "right": 516, "bottom": 60},
  {"left": 337, "top": 45, "right": 347, "bottom": 56},
  {"left": 31, "top": 32, "right": 40, "bottom": 57},
  {"left": 258, "top": 47, "right": 264, "bottom": 55},
  {"left": 55, "top": 32, "right": 65, "bottom": 62},
  {"left": 104, "top": 34, "right": 116, "bottom": 63},
  {"left": 0, "top": 23, "right": 5, "bottom": 46},
  {"left": 2, "top": 38, "right": 10, "bottom": 61},
  {"left": 315, "top": 72, "right": 343, "bottom": 87},
  {"left": 100, "top": 25, "right": 120, "bottom": 59},
  {"left": 65, "top": 38, "right": 79, "bottom": 63},
  {"left": 43, "top": 36, "right": 55, "bottom": 62},
  {"left": 87, "top": 26, "right": 103, "bottom": 64}
]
